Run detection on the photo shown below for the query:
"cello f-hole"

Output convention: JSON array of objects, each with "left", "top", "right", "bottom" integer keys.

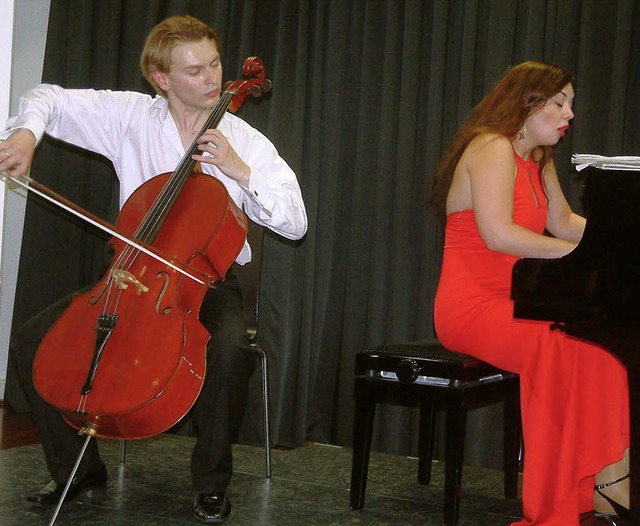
[{"left": 155, "top": 271, "right": 172, "bottom": 315}]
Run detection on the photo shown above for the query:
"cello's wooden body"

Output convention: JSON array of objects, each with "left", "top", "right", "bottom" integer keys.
[{"left": 33, "top": 172, "right": 247, "bottom": 439}]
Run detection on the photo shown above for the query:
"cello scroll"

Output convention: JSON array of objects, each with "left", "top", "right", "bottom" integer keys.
[{"left": 224, "top": 57, "right": 273, "bottom": 113}]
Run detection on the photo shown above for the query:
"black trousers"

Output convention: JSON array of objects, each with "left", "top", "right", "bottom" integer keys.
[{"left": 11, "top": 271, "right": 255, "bottom": 494}]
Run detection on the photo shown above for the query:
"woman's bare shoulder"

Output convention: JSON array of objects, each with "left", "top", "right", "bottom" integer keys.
[
  {"left": 461, "top": 133, "right": 514, "bottom": 170},
  {"left": 467, "top": 132, "right": 511, "bottom": 154}
]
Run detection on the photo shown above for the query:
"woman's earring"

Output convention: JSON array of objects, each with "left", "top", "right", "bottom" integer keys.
[{"left": 518, "top": 126, "right": 526, "bottom": 141}]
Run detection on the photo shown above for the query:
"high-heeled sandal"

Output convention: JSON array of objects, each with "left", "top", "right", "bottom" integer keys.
[
  {"left": 583, "top": 513, "right": 629, "bottom": 526},
  {"left": 594, "top": 473, "right": 630, "bottom": 519}
]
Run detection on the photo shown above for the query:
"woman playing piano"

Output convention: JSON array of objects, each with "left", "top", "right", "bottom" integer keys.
[{"left": 431, "top": 61, "right": 629, "bottom": 525}]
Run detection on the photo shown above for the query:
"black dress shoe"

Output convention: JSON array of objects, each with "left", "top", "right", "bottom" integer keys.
[
  {"left": 193, "top": 492, "right": 231, "bottom": 523},
  {"left": 28, "top": 464, "right": 107, "bottom": 505}
]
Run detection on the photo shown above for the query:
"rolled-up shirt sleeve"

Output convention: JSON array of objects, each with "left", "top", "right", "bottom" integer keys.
[
  {"left": 243, "top": 160, "right": 307, "bottom": 240},
  {"left": 2, "top": 112, "right": 47, "bottom": 143},
  {"left": 223, "top": 116, "right": 307, "bottom": 241}
]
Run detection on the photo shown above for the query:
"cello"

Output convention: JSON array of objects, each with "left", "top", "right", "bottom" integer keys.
[{"left": 29, "top": 57, "right": 272, "bottom": 445}]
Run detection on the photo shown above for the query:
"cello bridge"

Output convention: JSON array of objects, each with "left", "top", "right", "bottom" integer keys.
[{"left": 112, "top": 269, "right": 149, "bottom": 294}]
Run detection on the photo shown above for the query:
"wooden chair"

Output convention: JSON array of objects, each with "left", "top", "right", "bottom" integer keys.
[{"left": 119, "top": 223, "right": 272, "bottom": 478}]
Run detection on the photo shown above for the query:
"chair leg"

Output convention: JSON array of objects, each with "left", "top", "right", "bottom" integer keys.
[
  {"left": 503, "top": 388, "right": 521, "bottom": 499},
  {"left": 119, "top": 439, "right": 126, "bottom": 463},
  {"left": 350, "top": 392, "right": 376, "bottom": 510},
  {"left": 250, "top": 343, "right": 272, "bottom": 478},
  {"left": 444, "top": 404, "right": 466, "bottom": 526},
  {"left": 119, "top": 344, "right": 272, "bottom": 479},
  {"left": 418, "top": 402, "right": 436, "bottom": 485}
]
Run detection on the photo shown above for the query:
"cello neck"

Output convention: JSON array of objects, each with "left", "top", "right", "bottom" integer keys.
[
  {"left": 174, "top": 90, "right": 237, "bottom": 179},
  {"left": 134, "top": 89, "right": 237, "bottom": 244}
]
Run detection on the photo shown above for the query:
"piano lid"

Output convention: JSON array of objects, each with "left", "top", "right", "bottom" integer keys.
[{"left": 511, "top": 165, "right": 640, "bottom": 326}]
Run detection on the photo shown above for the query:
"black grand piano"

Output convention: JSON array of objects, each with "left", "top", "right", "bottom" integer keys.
[{"left": 511, "top": 162, "right": 640, "bottom": 520}]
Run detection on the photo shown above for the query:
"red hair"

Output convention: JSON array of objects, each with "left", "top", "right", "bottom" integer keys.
[{"left": 430, "top": 61, "right": 573, "bottom": 210}]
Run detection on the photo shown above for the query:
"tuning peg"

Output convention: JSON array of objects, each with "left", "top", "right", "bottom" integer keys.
[
  {"left": 249, "top": 79, "right": 273, "bottom": 98},
  {"left": 249, "top": 79, "right": 273, "bottom": 97},
  {"left": 261, "top": 79, "right": 272, "bottom": 93}
]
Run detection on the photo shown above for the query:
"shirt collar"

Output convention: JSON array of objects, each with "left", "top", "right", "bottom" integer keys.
[{"left": 149, "top": 95, "right": 169, "bottom": 119}]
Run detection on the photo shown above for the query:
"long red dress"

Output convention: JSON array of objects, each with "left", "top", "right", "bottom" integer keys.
[{"left": 433, "top": 149, "right": 629, "bottom": 525}]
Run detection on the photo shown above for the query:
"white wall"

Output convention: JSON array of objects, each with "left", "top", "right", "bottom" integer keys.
[
  {"left": 0, "top": 0, "right": 51, "bottom": 398},
  {"left": 0, "top": 2, "right": 13, "bottom": 311}
]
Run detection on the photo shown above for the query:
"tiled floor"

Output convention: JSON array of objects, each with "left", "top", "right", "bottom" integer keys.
[{"left": 0, "top": 434, "right": 523, "bottom": 525}]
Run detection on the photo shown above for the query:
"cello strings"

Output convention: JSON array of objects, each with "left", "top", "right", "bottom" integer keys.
[
  {"left": 110, "top": 90, "right": 236, "bottom": 296},
  {"left": 133, "top": 90, "right": 235, "bottom": 245}
]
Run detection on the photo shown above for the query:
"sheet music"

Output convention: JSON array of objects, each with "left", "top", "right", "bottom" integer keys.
[{"left": 572, "top": 154, "right": 640, "bottom": 172}]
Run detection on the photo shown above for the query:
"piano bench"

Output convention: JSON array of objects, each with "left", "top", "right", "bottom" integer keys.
[{"left": 349, "top": 339, "right": 521, "bottom": 525}]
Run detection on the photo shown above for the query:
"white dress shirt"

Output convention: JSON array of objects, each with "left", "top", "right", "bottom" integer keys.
[{"left": 2, "top": 84, "right": 307, "bottom": 264}]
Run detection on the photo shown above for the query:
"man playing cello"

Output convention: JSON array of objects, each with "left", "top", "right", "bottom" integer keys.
[{"left": 0, "top": 14, "right": 307, "bottom": 523}]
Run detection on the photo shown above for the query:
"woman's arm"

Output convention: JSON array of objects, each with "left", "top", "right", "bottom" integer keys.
[
  {"left": 542, "top": 159, "right": 586, "bottom": 243},
  {"left": 465, "top": 134, "right": 579, "bottom": 259}
]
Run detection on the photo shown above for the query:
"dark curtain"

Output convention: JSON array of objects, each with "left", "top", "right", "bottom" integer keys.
[{"left": 7, "top": 0, "right": 640, "bottom": 468}]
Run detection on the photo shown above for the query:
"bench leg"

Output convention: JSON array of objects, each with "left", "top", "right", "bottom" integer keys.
[
  {"left": 418, "top": 402, "right": 436, "bottom": 485},
  {"left": 350, "top": 395, "right": 376, "bottom": 510},
  {"left": 444, "top": 405, "right": 466, "bottom": 525}
]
